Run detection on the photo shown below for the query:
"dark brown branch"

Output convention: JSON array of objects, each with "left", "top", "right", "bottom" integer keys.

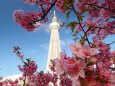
[
  {"left": 40, "top": 5, "right": 45, "bottom": 15},
  {"left": 109, "top": 40, "right": 115, "bottom": 45},
  {"left": 71, "top": 4, "right": 91, "bottom": 47},
  {"left": 87, "top": 4, "right": 115, "bottom": 13},
  {"left": 23, "top": 76, "right": 26, "bottom": 86},
  {"left": 34, "top": 0, "right": 58, "bottom": 23}
]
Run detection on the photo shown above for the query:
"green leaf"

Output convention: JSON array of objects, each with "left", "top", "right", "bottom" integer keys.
[
  {"left": 79, "top": 34, "right": 84, "bottom": 39},
  {"left": 66, "top": 11, "right": 70, "bottom": 19},
  {"left": 79, "top": 15, "right": 83, "bottom": 21},
  {"left": 17, "top": 46, "right": 20, "bottom": 50},
  {"left": 85, "top": 70, "right": 94, "bottom": 75},
  {"left": 67, "top": 21, "right": 78, "bottom": 32},
  {"left": 95, "top": 77, "right": 107, "bottom": 83},
  {"left": 39, "top": 71, "right": 44, "bottom": 76},
  {"left": 80, "top": 8, "right": 89, "bottom": 14},
  {"left": 95, "top": 77, "right": 100, "bottom": 81},
  {"left": 87, "top": 61, "right": 94, "bottom": 66},
  {"left": 24, "top": 62, "right": 28, "bottom": 66},
  {"left": 80, "top": 39, "right": 85, "bottom": 45},
  {"left": 77, "top": 12, "right": 83, "bottom": 21},
  {"left": 26, "top": 58, "right": 30, "bottom": 63},
  {"left": 63, "top": 0, "right": 69, "bottom": 6},
  {"left": 60, "top": 22, "right": 65, "bottom": 27},
  {"left": 80, "top": 77, "right": 89, "bottom": 86}
]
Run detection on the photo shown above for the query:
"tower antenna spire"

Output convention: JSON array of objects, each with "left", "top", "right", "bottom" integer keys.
[
  {"left": 46, "top": 11, "right": 61, "bottom": 72},
  {"left": 52, "top": 10, "right": 57, "bottom": 22},
  {"left": 54, "top": 10, "right": 56, "bottom": 17}
]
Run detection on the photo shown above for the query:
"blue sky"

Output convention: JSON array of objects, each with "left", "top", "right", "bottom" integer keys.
[
  {"left": 0, "top": 0, "right": 74, "bottom": 77},
  {"left": 0, "top": 0, "right": 115, "bottom": 77}
]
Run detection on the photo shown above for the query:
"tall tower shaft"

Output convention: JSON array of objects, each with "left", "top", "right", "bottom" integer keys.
[{"left": 46, "top": 11, "right": 61, "bottom": 72}]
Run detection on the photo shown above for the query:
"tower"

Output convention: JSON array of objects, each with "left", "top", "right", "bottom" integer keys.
[{"left": 46, "top": 11, "right": 61, "bottom": 72}]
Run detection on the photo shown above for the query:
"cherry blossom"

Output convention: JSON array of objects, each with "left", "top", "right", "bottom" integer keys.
[
  {"left": 13, "top": 10, "right": 40, "bottom": 31},
  {"left": 19, "top": 61, "right": 38, "bottom": 77},
  {"left": 69, "top": 42, "right": 96, "bottom": 58},
  {"left": 23, "top": 0, "right": 37, "bottom": 5},
  {"left": 2, "top": 0, "right": 114, "bottom": 85}
]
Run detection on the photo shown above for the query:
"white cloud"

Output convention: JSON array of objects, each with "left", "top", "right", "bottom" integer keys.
[
  {"left": 64, "top": 29, "right": 71, "bottom": 34},
  {"left": 60, "top": 40, "right": 66, "bottom": 47},
  {"left": 63, "top": 39, "right": 74, "bottom": 45},
  {"left": 30, "top": 49, "right": 37, "bottom": 54},
  {"left": 40, "top": 23, "right": 50, "bottom": 33},
  {"left": 40, "top": 43, "right": 49, "bottom": 50},
  {"left": 60, "top": 39, "right": 74, "bottom": 49},
  {"left": 33, "top": 23, "right": 50, "bottom": 33}
]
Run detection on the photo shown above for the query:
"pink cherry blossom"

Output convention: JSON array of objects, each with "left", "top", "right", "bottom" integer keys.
[
  {"left": 53, "top": 52, "right": 66, "bottom": 75},
  {"left": 83, "top": 45, "right": 96, "bottom": 58},
  {"left": 13, "top": 10, "right": 40, "bottom": 31},
  {"left": 55, "top": 0, "right": 65, "bottom": 13},
  {"left": 69, "top": 42, "right": 96, "bottom": 58},
  {"left": 23, "top": 0, "right": 37, "bottom": 5},
  {"left": 69, "top": 42, "right": 82, "bottom": 55},
  {"left": 107, "top": 74, "right": 115, "bottom": 86},
  {"left": 64, "top": 58, "right": 86, "bottom": 80},
  {"left": 19, "top": 61, "right": 38, "bottom": 76},
  {"left": 10, "top": 0, "right": 115, "bottom": 85},
  {"left": 86, "top": 76, "right": 100, "bottom": 86},
  {"left": 53, "top": 58, "right": 65, "bottom": 75},
  {"left": 59, "top": 76, "right": 72, "bottom": 86}
]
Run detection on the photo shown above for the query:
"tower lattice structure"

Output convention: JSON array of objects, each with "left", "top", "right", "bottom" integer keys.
[{"left": 46, "top": 11, "right": 61, "bottom": 72}]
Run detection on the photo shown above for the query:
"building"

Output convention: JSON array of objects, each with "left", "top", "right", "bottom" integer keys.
[{"left": 46, "top": 11, "right": 61, "bottom": 72}]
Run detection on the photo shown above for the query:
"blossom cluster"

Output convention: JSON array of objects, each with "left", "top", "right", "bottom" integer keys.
[
  {"left": 0, "top": 76, "right": 23, "bottom": 86},
  {"left": 75, "top": 0, "right": 115, "bottom": 43},
  {"left": 13, "top": 10, "right": 43, "bottom": 31},
  {"left": 27, "top": 72, "right": 58, "bottom": 86},
  {"left": 23, "top": 0, "right": 37, "bottom": 5},
  {"left": 53, "top": 42, "right": 115, "bottom": 86},
  {"left": 13, "top": 0, "right": 65, "bottom": 31},
  {"left": 76, "top": 0, "right": 115, "bottom": 18},
  {"left": 1, "top": 42, "right": 115, "bottom": 86},
  {"left": 2, "top": 0, "right": 114, "bottom": 86},
  {"left": 18, "top": 61, "right": 38, "bottom": 77},
  {"left": 13, "top": 47, "right": 38, "bottom": 77},
  {"left": 69, "top": 42, "right": 96, "bottom": 59},
  {"left": 55, "top": 0, "right": 65, "bottom": 13}
]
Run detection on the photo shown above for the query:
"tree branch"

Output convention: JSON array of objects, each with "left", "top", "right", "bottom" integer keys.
[
  {"left": 71, "top": 4, "right": 91, "bottom": 47},
  {"left": 34, "top": 0, "right": 58, "bottom": 23},
  {"left": 87, "top": 4, "right": 115, "bottom": 13},
  {"left": 109, "top": 40, "right": 115, "bottom": 45},
  {"left": 23, "top": 76, "right": 26, "bottom": 86}
]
